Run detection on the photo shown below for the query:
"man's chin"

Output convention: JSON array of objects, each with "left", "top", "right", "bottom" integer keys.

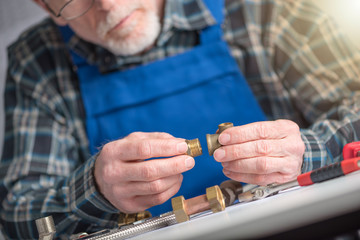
[
  {"left": 103, "top": 41, "right": 150, "bottom": 56},
  {"left": 100, "top": 12, "right": 161, "bottom": 56},
  {"left": 102, "top": 30, "right": 159, "bottom": 56}
]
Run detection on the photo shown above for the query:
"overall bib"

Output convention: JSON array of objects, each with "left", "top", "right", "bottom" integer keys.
[{"left": 59, "top": 0, "right": 266, "bottom": 216}]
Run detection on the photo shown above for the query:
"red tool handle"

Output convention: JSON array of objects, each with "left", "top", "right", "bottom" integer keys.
[
  {"left": 297, "top": 157, "right": 360, "bottom": 186},
  {"left": 343, "top": 142, "right": 360, "bottom": 159}
]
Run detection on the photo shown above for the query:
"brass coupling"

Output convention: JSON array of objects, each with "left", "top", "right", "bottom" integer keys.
[
  {"left": 206, "top": 122, "right": 234, "bottom": 155},
  {"left": 185, "top": 138, "right": 202, "bottom": 157},
  {"left": 171, "top": 185, "right": 225, "bottom": 223}
]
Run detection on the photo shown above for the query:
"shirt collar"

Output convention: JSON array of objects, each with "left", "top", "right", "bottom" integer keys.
[
  {"left": 66, "top": 0, "right": 216, "bottom": 73},
  {"left": 158, "top": 0, "right": 216, "bottom": 45}
]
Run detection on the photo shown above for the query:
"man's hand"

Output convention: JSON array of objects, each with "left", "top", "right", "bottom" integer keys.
[
  {"left": 94, "top": 132, "right": 195, "bottom": 213},
  {"left": 213, "top": 120, "right": 305, "bottom": 186}
]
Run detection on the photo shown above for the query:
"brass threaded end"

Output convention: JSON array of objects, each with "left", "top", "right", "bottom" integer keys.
[{"left": 185, "top": 139, "right": 203, "bottom": 157}]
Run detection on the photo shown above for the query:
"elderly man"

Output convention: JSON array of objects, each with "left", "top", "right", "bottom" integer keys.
[{"left": 1, "top": 0, "right": 359, "bottom": 238}]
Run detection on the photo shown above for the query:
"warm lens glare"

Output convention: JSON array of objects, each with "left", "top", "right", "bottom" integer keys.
[{"left": 314, "top": 0, "right": 360, "bottom": 49}]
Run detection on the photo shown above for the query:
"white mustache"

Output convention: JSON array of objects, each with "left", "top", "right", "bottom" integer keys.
[{"left": 97, "top": 3, "right": 142, "bottom": 38}]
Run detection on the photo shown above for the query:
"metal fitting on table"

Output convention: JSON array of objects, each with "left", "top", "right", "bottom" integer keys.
[
  {"left": 206, "top": 122, "right": 234, "bottom": 156},
  {"left": 35, "top": 216, "right": 56, "bottom": 240},
  {"left": 118, "top": 211, "right": 152, "bottom": 227},
  {"left": 185, "top": 138, "right": 203, "bottom": 157},
  {"left": 171, "top": 185, "right": 225, "bottom": 223},
  {"left": 220, "top": 180, "right": 243, "bottom": 207}
]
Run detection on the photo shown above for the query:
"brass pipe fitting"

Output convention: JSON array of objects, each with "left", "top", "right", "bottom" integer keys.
[
  {"left": 206, "top": 185, "right": 226, "bottom": 213},
  {"left": 118, "top": 211, "right": 152, "bottom": 227},
  {"left": 206, "top": 122, "right": 234, "bottom": 155},
  {"left": 171, "top": 196, "right": 190, "bottom": 223},
  {"left": 185, "top": 138, "right": 202, "bottom": 157},
  {"left": 171, "top": 185, "right": 225, "bottom": 223}
]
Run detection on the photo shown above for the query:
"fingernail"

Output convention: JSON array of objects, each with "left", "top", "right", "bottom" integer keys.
[
  {"left": 214, "top": 149, "right": 225, "bottom": 161},
  {"left": 185, "top": 157, "right": 195, "bottom": 169},
  {"left": 177, "top": 142, "right": 188, "bottom": 153},
  {"left": 219, "top": 133, "right": 230, "bottom": 144}
]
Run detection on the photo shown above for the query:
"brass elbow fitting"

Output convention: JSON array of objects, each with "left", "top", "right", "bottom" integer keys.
[
  {"left": 206, "top": 122, "right": 234, "bottom": 155},
  {"left": 185, "top": 138, "right": 202, "bottom": 157}
]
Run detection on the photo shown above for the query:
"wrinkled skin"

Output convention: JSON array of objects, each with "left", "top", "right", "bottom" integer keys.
[
  {"left": 94, "top": 132, "right": 195, "bottom": 213},
  {"left": 214, "top": 120, "right": 305, "bottom": 186}
]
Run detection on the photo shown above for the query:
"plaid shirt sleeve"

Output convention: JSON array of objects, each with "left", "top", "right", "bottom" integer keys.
[
  {"left": 0, "top": 24, "right": 121, "bottom": 239},
  {"left": 272, "top": 1, "right": 360, "bottom": 171}
]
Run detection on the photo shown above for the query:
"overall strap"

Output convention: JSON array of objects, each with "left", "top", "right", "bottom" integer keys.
[
  {"left": 57, "top": 25, "right": 87, "bottom": 67},
  {"left": 200, "top": 0, "right": 225, "bottom": 43}
]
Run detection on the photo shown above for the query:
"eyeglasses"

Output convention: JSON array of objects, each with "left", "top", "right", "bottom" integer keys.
[{"left": 42, "top": 0, "right": 94, "bottom": 21}]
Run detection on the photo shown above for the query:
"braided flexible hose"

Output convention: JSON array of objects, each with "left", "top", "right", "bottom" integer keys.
[{"left": 84, "top": 212, "right": 176, "bottom": 240}]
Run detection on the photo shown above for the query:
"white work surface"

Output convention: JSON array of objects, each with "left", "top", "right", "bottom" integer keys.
[{"left": 131, "top": 171, "right": 360, "bottom": 239}]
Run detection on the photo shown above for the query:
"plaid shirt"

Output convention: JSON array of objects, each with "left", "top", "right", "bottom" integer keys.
[{"left": 1, "top": 0, "right": 360, "bottom": 238}]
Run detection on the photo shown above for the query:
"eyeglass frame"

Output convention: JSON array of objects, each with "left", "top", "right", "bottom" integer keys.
[{"left": 41, "top": 0, "right": 94, "bottom": 20}]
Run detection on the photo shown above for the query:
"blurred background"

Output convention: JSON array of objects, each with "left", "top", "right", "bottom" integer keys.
[
  {"left": 0, "top": 0, "right": 360, "bottom": 155},
  {"left": 314, "top": 0, "right": 360, "bottom": 48}
]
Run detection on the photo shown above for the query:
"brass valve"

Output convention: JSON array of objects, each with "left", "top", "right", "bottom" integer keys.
[
  {"left": 206, "top": 122, "right": 234, "bottom": 155},
  {"left": 171, "top": 185, "right": 225, "bottom": 223},
  {"left": 185, "top": 138, "right": 202, "bottom": 157}
]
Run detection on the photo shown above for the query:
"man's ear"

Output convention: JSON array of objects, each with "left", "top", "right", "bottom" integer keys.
[{"left": 32, "top": 0, "right": 68, "bottom": 26}]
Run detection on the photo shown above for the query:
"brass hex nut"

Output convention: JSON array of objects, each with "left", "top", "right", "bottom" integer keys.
[
  {"left": 206, "top": 185, "right": 225, "bottom": 213},
  {"left": 171, "top": 196, "right": 189, "bottom": 223}
]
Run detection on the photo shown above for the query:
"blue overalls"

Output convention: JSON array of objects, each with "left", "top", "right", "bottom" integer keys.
[{"left": 59, "top": 0, "right": 266, "bottom": 216}]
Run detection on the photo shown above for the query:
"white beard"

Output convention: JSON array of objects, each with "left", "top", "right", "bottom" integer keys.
[{"left": 96, "top": 4, "right": 161, "bottom": 56}]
